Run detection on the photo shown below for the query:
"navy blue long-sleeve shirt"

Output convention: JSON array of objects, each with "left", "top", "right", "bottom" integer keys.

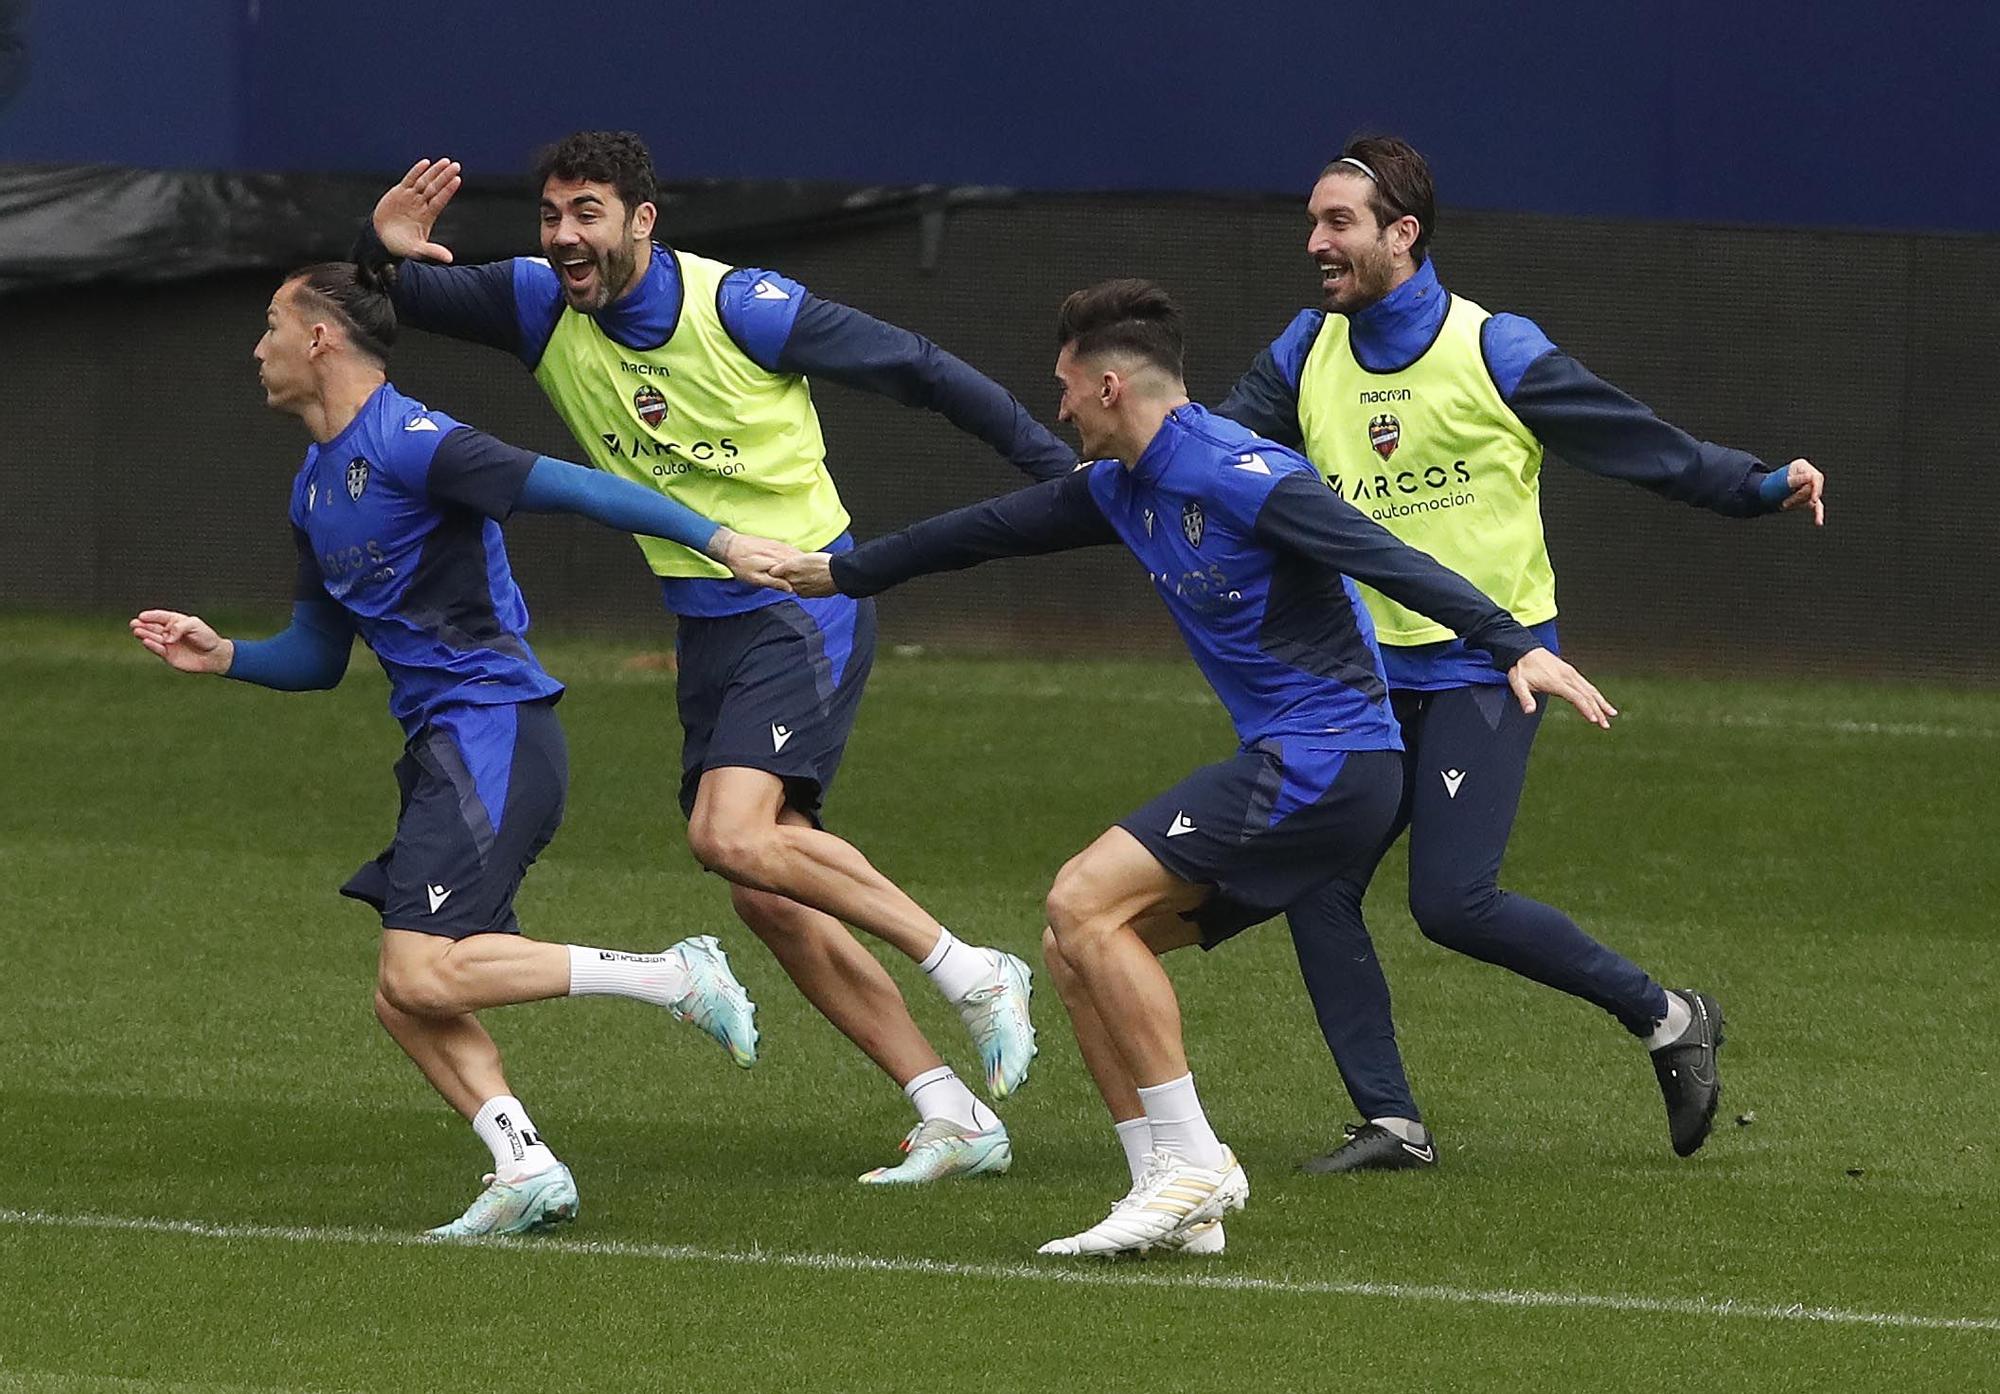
[{"left": 835, "top": 403, "right": 1539, "bottom": 753}]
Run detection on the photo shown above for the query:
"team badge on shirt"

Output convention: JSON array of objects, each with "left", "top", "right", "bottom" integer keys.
[
  {"left": 633, "top": 385, "right": 669, "bottom": 428},
  {"left": 345, "top": 457, "right": 371, "bottom": 501},
  {"left": 1181, "top": 500, "right": 1205, "bottom": 547},
  {"left": 1368, "top": 414, "right": 1402, "bottom": 459}
]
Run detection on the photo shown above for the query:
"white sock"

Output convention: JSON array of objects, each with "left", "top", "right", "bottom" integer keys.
[
  {"left": 1370, "top": 1116, "right": 1428, "bottom": 1144},
  {"left": 1114, "top": 1116, "right": 1153, "bottom": 1184},
  {"left": 471, "top": 1095, "right": 559, "bottom": 1183},
  {"left": 920, "top": 927, "right": 996, "bottom": 1005},
  {"left": 1645, "top": 991, "right": 1692, "bottom": 1051},
  {"left": 567, "top": 944, "right": 691, "bottom": 1007},
  {"left": 1136, "top": 1072, "right": 1225, "bottom": 1169},
  {"left": 904, "top": 1064, "right": 999, "bottom": 1133}
]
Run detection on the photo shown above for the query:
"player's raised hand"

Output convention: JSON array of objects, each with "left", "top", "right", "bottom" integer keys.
[
  {"left": 773, "top": 553, "right": 838, "bottom": 599},
  {"left": 129, "top": 609, "right": 234, "bottom": 676},
  {"left": 1507, "top": 648, "right": 1617, "bottom": 729},
  {"left": 708, "top": 528, "right": 800, "bottom": 593},
  {"left": 373, "top": 158, "right": 463, "bottom": 263},
  {"left": 1778, "top": 458, "right": 1825, "bottom": 526}
]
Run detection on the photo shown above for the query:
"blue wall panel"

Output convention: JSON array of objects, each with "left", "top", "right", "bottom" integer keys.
[{"left": 4, "top": 0, "right": 1995, "bottom": 231}]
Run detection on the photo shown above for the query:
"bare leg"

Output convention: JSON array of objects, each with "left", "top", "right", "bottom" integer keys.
[
  {"left": 1044, "top": 827, "right": 1208, "bottom": 1089},
  {"left": 372, "top": 987, "right": 510, "bottom": 1119},
  {"left": 731, "top": 877, "right": 943, "bottom": 1087},
  {"left": 688, "top": 766, "right": 945, "bottom": 962},
  {"left": 374, "top": 927, "right": 570, "bottom": 1015},
  {"left": 1042, "top": 911, "right": 1201, "bottom": 1122}
]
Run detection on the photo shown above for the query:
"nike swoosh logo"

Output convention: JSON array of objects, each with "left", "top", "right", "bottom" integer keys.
[{"left": 1401, "top": 1142, "right": 1435, "bottom": 1163}]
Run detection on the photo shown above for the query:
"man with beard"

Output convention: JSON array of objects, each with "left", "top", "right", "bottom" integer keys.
[
  {"left": 1217, "top": 135, "right": 1826, "bottom": 1172},
  {"left": 356, "top": 131, "right": 1067, "bottom": 1183}
]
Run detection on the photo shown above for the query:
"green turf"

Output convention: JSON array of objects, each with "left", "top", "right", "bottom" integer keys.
[{"left": 1, "top": 614, "right": 1995, "bottom": 1390}]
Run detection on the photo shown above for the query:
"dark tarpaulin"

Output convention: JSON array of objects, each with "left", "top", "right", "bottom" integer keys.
[{"left": 0, "top": 164, "right": 1013, "bottom": 295}]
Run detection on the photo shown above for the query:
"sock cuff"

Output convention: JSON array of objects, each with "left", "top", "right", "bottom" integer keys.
[
  {"left": 902, "top": 1064, "right": 956, "bottom": 1102},
  {"left": 472, "top": 1095, "right": 521, "bottom": 1130},
  {"left": 1135, "top": 1073, "right": 1195, "bottom": 1104},
  {"left": 918, "top": 927, "right": 958, "bottom": 973},
  {"left": 1113, "top": 1116, "right": 1151, "bottom": 1138}
]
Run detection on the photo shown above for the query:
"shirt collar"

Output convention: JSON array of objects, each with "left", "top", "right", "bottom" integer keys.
[
  {"left": 1348, "top": 258, "right": 1447, "bottom": 371},
  {"left": 589, "top": 244, "right": 682, "bottom": 350},
  {"left": 1131, "top": 403, "right": 1200, "bottom": 484}
]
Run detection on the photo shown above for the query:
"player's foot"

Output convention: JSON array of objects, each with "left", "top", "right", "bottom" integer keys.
[
  {"left": 1160, "top": 1218, "right": 1226, "bottom": 1255},
  {"left": 957, "top": 950, "right": 1037, "bottom": 1098},
  {"left": 426, "top": 1164, "right": 578, "bottom": 1239},
  {"left": 859, "top": 1117, "right": 1013, "bottom": 1184},
  {"left": 667, "top": 934, "right": 758, "bottom": 1068},
  {"left": 1036, "top": 1148, "right": 1247, "bottom": 1257},
  {"left": 1300, "top": 1122, "right": 1437, "bottom": 1175},
  {"left": 1651, "top": 989, "right": 1724, "bottom": 1156}
]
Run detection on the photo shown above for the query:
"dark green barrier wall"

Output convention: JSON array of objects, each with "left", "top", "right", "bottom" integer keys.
[{"left": 4, "top": 195, "right": 1993, "bottom": 682}]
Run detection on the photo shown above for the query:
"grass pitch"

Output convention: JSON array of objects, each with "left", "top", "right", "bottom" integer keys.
[{"left": 1, "top": 614, "right": 1995, "bottom": 1390}]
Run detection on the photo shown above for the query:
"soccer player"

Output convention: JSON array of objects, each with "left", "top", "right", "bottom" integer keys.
[
  {"left": 773, "top": 280, "right": 1617, "bottom": 1255},
  {"left": 131, "top": 262, "right": 776, "bottom": 1237},
  {"left": 354, "top": 133, "right": 1068, "bottom": 1182},
  {"left": 1217, "top": 136, "right": 1827, "bottom": 1171}
]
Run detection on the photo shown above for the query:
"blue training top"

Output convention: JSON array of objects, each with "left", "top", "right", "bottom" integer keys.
[
  {"left": 286, "top": 382, "right": 563, "bottom": 731},
  {"left": 835, "top": 403, "right": 1540, "bottom": 753}
]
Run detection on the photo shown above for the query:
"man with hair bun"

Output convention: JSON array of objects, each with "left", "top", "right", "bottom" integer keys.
[
  {"left": 773, "top": 278, "right": 1617, "bottom": 1256},
  {"left": 357, "top": 130, "right": 1069, "bottom": 1184},
  {"left": 1220, "top": 135, "right": 1826, "bottom": 1173},
  {"left": 132, "top": 262, "right": 784, "bottom": 1237}
]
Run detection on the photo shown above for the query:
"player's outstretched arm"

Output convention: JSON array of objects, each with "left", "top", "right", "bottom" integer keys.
[
  {"left": 786, "top": 470, "right": 1118, "bottom": 600},
  {"left": 1488, "top": 315, "right": 1827, "bottom": 525},
  {"left": 373, "top": 158, "right": 463, "bottom": 264},
  {"left": 1506, "top": 648, "right": 1617, "bottom": 728},
  {"left": 510, "top": 455, "right": 797, "bottom": 592},
  {"left": 130, "top": 600, "right": 354, "bottom": 691}
]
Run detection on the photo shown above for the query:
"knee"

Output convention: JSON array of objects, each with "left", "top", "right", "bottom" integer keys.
[
  {"left": 377, "top": 955, "right": 460, "bottom": 1019},
  {"left": 687, "top": 813, "right": 774, "bottom": 883},
  {"left": 1409, "top": 879, "right": 1501, "bottom": 949},
  {"left": 1044, "top": 860, "right": 1112, "bottom": 954}
]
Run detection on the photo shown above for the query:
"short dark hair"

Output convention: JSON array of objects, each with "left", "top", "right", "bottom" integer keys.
[
  {"left": 285, "top": 261, "right": 396, "bottom": 362},
  {"left": 533, "top": 130, "right": 659, "bottom": 218},
  {"left": 1055, "top": 278, "right": 1184, "bottom": 380},
  {"left": 1323, "top": 135, "right": 1436, "bottom": 264}
]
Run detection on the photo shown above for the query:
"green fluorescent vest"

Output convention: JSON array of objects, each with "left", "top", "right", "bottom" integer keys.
[
  {"left": 1297, "top": 294, "right": 1558, "bottom": 646},
  {"left": 532, "top": 248, "right": 851, "bottom": 578}
]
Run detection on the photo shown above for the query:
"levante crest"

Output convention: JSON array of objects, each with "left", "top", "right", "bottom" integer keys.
[
  {"left": 1368, "top": 414, "right": 1401, "bottom": 460},
  {"left": 345, "top": 456, "right": 370, "bottom": 501},
  {"left": 633, "top": 385, "right": 669, "bottom": 428}
]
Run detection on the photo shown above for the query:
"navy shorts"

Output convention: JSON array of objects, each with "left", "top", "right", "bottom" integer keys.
[
  {"left": 341, "top": 698, "right": 568, "bottom": 939},
  {"left": 674, "top": 594, "right": 877, "bottom": 823},
  {"left": 1118, "top": 741, "right": 1404, "bottom": 948}
]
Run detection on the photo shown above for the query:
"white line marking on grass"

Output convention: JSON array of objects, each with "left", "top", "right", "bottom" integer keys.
[
  {"left": 4, "top": 1206, "right": 1995, "bottom": 1335},
  {"left": 1659, "top": 713, "right": 2000, "bottom": 741}
]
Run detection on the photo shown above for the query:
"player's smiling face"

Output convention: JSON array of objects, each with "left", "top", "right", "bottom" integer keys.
[
  {"left": 254, "top": 283, "right": 315, "bottom": 414},
  {"left": 1307, "top": 171, "right": 1412, "bottom": 314},
  {"left": 539, "top": 177, "right": 656, "bottom": 313}
]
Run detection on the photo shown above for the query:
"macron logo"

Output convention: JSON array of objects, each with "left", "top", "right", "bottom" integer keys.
[
  {"left": 1234, "top": 453, "right": 1272, "bottom": 475},
  {"left": 425, "top": 884, "right": 453, "bottom": 913},
  {"left": 752, "top": 279, "right": 791, "bottom": 302},
  {"left": 404, "top": 417, "right": 440, "bottom": 433},
  {"left": 1441, "top": 769, "right": 1466, "bottom": 799},
  {"left": 1167, "top": 812, "right": 1197, "bottom": 838},
  {"left": 771, "top": 723, "right": 794, "bottom": 753}
]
